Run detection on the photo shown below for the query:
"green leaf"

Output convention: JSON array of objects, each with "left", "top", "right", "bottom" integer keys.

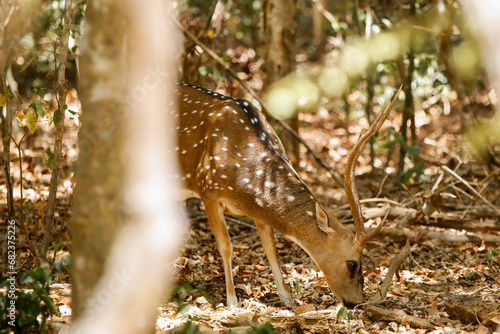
[
  {"left": 42, "top": 294, "right": 60, "bottom": 316},
  {"left": 337, "top": 306, "right": 348, "bottom": 319},
  {"left": 54, "top": 109, "right": 62, "bottom": 125},
  {"left": 487, "top": 247, "right": 499, "bottom": 266},
  {"left": 38, "top": 88, "right": 46, "bottom": 99},
  {"left": 24, "top": 202, "right": 30, "bottom": 216},
  {"left": 35, "top": 103, "right": 45, "bottom": 117},
  {"left": 30, "top": 101, "right": 46, "bottom": 117},
  {"left": 26, "top": 110, "right": 38, "bottom": 133},
  {"left": 293, "top": 280, "right": 300, "bottom": 293},
  {"left": 45, "top": 147, "right": 55, "bottom": 170},
  {"left": 68, "top": 108, "right": 77, "bottom": 115}
]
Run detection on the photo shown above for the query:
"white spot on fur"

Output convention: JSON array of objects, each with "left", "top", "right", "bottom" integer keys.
[{"left": 264, "top": 181, "right": 275, "bottom": 188}]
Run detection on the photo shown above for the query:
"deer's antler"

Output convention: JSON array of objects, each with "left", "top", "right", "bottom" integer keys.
[{"left": 345, "top": 86, "right": 402, "bottom": 246}]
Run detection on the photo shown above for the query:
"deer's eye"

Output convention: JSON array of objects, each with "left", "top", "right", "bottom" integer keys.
[{"left": 347, "top": 261, "right": 358, "bottom": 274}]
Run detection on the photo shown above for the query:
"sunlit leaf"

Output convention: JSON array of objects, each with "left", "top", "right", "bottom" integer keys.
[
  {"left": 337, "top": 306, "right": 348, "bottom": 319},
  {"left": 26, "top": 110, "right": 38, "bottom": 133},
  {"left": 0, "top": 92, "right": 10, "bottom": 107}
]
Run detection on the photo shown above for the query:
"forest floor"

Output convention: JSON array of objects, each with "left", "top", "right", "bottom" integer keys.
[{"left": 1, "top": 88, "right": 500, "bottom": 333}]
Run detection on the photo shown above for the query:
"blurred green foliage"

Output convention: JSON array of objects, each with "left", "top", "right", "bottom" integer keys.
[{"left": 0, "top": 263, "right": 60, "bottom": 334}]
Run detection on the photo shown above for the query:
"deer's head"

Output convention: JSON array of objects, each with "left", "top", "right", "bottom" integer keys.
[{"left": 309, "top": 87, "right": 400, "bottom": 307}]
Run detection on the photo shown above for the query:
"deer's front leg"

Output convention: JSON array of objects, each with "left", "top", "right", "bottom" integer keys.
[
  {"left": 255, "top": 221, "right": 294, "bottom": 307},
  {"left": 203, "top": 199, "right": 237, "bottom": 307}
]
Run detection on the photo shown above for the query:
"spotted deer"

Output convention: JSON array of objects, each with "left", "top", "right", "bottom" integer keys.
[{"left": 175, "top": 83, "right": 398, "bottom": 308}]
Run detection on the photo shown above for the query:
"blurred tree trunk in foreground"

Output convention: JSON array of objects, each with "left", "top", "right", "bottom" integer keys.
[
  {"left": 72, "top": 0, "right": 185, "bottom": 332},
  {"left": 462, "top": 1, "right": 500, "bottom": 162},
  {"left": 71, "top": 0, "right": 128, "bottom": 318},
  {"left": 263, "top": 0, "right": 299, "bottom": 169}
]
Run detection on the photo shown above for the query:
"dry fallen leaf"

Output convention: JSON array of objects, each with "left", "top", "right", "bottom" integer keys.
[
  {"left": 428, "top": 301, "right": 439, "bottom": 318},
  {"left": 295, "top": 304, "right": 315, "bottom": 315}
]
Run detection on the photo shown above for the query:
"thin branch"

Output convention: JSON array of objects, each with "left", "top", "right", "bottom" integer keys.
[
  {"left": 7, "top": 129, "right": 44, "bottom": 264},
  {"left": 441, "top": 165, "right": 500, "bottom": 217},
  {"left": 175, "top": 20, "right": 345, "bottom": 187},
  {"left": 374, "top": 172, "right": 389, "bottom": 198},
  {"left": 4, "top": 0, "right": 17, "bottom": 28},
  {"left": 370, "top": 240, "right": 411, "bottom": 303},
  {"left": 311, "top": 0, "right": 338, "bottom": 27}
]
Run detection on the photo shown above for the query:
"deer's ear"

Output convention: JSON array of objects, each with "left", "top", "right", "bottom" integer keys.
[
  {"left": 316, "top": 203, "right": 350, "bottom": 236},
  {"left": 316, "top": 203, "right": 336, "bottom": 234}
]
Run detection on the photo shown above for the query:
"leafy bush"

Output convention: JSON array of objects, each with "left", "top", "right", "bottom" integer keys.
[{"left": 0, "top": 263, "right": 59, "bottom": 334}]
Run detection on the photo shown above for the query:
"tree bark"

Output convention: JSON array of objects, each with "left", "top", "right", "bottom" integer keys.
[
  {"left": 263, "top": 0, "right": 299, "bottom": 169},
  {"left": 72, "top": 0, "right": 186, "bottom": 332},
  {"left": 71, "top": 0, "right": 128, "bottom": 319}
]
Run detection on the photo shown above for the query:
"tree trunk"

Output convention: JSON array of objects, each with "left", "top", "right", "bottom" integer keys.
[
  {"left": 263, "top": 0, "right": 299, "bottom": 169},
  {"left": 71, "top": 0, "right": 128, "bottom": 319},
  {"left": 72, "top": 1, "right": 186, "bottom": 332}
]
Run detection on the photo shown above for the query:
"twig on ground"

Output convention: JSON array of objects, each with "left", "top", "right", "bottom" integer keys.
[
  {"left": 442, "top": 165, "right": 500, "bottom": 217},
  {"left": 332, "top": 197, "right": 406, "bottom": 212},
  {"left": 479, "top": 167, "right": 500, "bottom": 193},
  {"left": 401, "top": 183, "right": 423, "bottom": 211},
  {"left": 371, "top": 240, "right": 411, "bottom": 303},
  {"left": 374, "top": 173, "right": 389, "bottom": 198},
  {"left": 365, "top": 305, "right": 435, "bottom": 329},
  {"left": 424, "top": 138, "right": 462, "bottom": 163}
]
